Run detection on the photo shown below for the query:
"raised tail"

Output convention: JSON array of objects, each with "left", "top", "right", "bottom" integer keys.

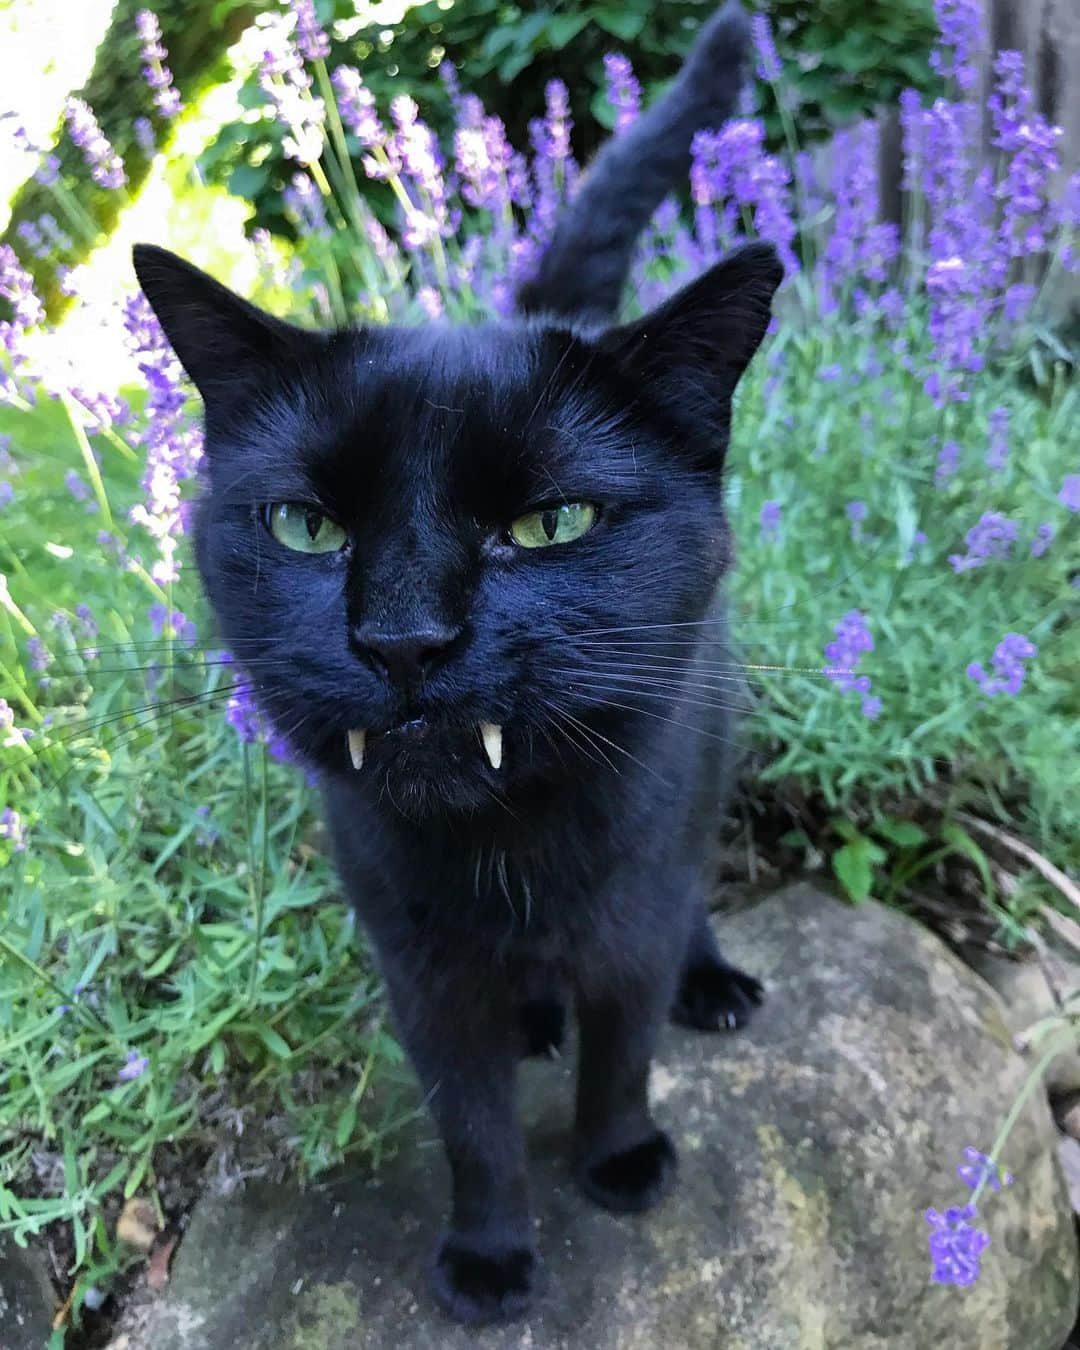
[{"left": 515, "top": 0, "right": 751, "bottom": 325}]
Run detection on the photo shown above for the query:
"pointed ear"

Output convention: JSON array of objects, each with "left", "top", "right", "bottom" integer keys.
[
  {"left": 601, "top": 242, "right": 783, "bottom": 399},
  {"left": 132, "top": 244, "right": 317, "bottom": 405}
]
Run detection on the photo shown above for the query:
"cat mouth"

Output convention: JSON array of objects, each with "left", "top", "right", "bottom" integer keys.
[{"left": 346, "top": 721, "right": 503, "bottom": 771}]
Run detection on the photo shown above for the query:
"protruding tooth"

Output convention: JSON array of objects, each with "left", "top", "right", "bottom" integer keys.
[
  {"left": 347, "top": 728, "right": 366, "bottom": 770},
  {"left": 479, "top": 722, "right": 503, "bottom": 770}
]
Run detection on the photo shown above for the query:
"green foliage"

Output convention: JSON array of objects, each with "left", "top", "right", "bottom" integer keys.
[{"left": 202, "top": 0, "right": 940, "bottom": 236}]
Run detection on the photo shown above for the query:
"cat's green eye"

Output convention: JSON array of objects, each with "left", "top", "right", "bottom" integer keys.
[
  {"left": 267, "top": 502, "right": 348, "bottom": 554},
  {"left": 509, "top": 502, "right": 597, "bottom": 549}
]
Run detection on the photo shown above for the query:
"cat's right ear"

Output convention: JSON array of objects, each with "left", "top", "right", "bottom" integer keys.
[{"left": 132, "top": 244, "right": 317, "bottom": 406}]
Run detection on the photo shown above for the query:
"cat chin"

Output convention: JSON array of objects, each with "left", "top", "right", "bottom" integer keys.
[{"left": 368, "top": 760, "right": 501, "bottom": 818}]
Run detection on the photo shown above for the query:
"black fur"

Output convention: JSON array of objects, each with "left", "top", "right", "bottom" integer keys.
[{"left": 133, "top": 3, "right": 781, "bottom": 1325}]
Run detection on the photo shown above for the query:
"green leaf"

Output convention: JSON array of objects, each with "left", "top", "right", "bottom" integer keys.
[
  {"left": 941, "top": 821, "right": 996, "bottom": 907},
  {"left": 545, "top": 13, "right": 588, "bottom": 49},
  {"left": 187, "top": 1002, "right": 245, "bottom": 1054},
  {"left": 143, "top": 939, "right": 183, "bottom": 980},
  {"left": 593, "top": 7, "right": 646, "bottom": 40},
  {"left": 210, "top": 1039, "right": 226, "bottom": 1075},
  {"left": 873, "top": 817, "right": 928, "bottom": 848},
  {"left": 251, "top": 1025, "right": 293, "bottom": 1059},
  {"left": 336, "top": 1100, "right": 358, "bottom": 1149},
  {"left": 832, "top": 840, "right": 876, "bottom": 902},
  {"left": 227, "top": 162, "right": 271, "bottom": 201}
]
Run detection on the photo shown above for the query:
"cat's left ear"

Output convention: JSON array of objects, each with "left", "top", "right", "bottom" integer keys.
[
  {"left": 600, "top": 242, "right": 782, "bottom": 403},
  {"left": 132, "top": 244, "right": 319, "bottom": 409}
]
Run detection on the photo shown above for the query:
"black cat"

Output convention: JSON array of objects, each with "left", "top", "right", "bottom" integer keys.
[{"left": 134, "top": 0, "right": 781, "bottom": 1324}]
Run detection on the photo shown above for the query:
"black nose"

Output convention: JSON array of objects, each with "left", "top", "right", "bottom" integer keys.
[{"left": 351, "top": 622, "right": 460, "bottom": 685}]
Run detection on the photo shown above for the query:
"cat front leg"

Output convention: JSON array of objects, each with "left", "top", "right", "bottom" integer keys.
[
  {"left": 380, "top": 958, "right": 538, "bottom": 1325},
  {"left": 572, "top": 962, "right": 681, "bottom": 1214}
]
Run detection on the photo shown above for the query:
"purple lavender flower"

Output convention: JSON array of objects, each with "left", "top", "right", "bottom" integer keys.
[
  {"left": 148, "top": 604, "right": 196, "bottom": 643},
  {"left": 36, "top": 152, "right": 61, "bottom": 187},
  {"left": 74, "top": 603, "right": 97, "bottom": 639},
  {"left": 289, "top": 0, "right": 330, "bottom": 62},
  {"left": 690, "top": 120, "right": 798, "bottom": 275},
  {"left": 603, "top": 53, "right": 641, "bottom": 133},
  {"left": 64, "top": 469, "right": 91, "bottom": 503},
  {"left": 1059, "top": 475, "right": 1080, "bottom": 512},
  {"left": 751, "top": 13, "right": 782, "bottom": 83},
  {"left": 416, "top": 286, "right": 443, "bottom": 319},
  {"left": 846, "top": 500, "right": 867, "bottom": 540},
  {"left": 26, "top": 636, "right": 51, "bottom": 674},
  {"left": 948, "top": 512, "right": 1017, "bottom": 572},
  {"left": 957, "top": 1148, "right": 1012, "bottom": 1192},
  {"left": 759, "top": 499, "right": 782, "bottom": 538},
  {"left": 390, "top": 95, "right": 451, "bottom": 249},
  {"left": 985, "top": 406, "right": 1009, "bottom": 471},
  {"left": 16, "top": 220, "right": 50, "bottom": 261},
  {"left": 990, "top": 52, "right": 1062, "bottom": 273},
  {"left": 258, "top": 15, "right": 324, "bottom": 166},
  {"left": 926, "top": 1205, "right": 989, "bottom": 1286},
  {"left": 118, "top": 1049, "right": 149, "bottom": 1082},
  {"left": 1030, "top": 522, "right": 1054, "bottom": 557},
  {"left": 967, "top": 632, "right": 1037, "bottom": 697},
  {"left": 455, "top": 109, "right": 515, "bottom": 216},
  {"left": 283, "top": 171, "right": 326, "bottom": 234},
  {"left": 134, "top": 116, "right": 155, "bottom": 155},
  {"left": 0, "top": 807, "right": 26, "bottom": 852},
  {"left": 935, "top": 440, "right": 961, "bottom": 486},
  {"left": 0, "top": 482, "right": 12, "bottom": 510},
  {"left": 1, "top": 245, "right": 45, "bottom": 400},
  {"left": 226, "top": 684, "right": 261, "bottom": 743},
  {"left": 821, "top": 122, "right": 898, "bottom": 309},
  {"left": 194, "top": 804, "right": 219, "bottom": 848},
  {"left": 824, "top": 611, "right": 879, "bottom": 718},
  {"left": 332, "top": 66, "right": 385, "bottom": 150},
  {"left": 124, "top": 291, "right": 203, "bottom": 586},
  {"left": 930, "top": 0, "right": 985, "bottom": 92},
  {"left": 64, "top": 97, "right": 126, "bottom": 189},
  {"left": 135, "top": 9, "right": 181, "bottom": 118}
]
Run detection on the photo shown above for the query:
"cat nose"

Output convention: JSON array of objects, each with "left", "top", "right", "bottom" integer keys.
[{"left": 351, "top": 622, "right": 460, "bottom": 685}]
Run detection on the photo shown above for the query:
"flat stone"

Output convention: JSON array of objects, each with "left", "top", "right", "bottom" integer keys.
[
  {"left": 138, "top": 883, "right": 1078, "bottom": 1350},
  {"left": 0, "top": 1235, "right": 56, "bottom": 1349}
]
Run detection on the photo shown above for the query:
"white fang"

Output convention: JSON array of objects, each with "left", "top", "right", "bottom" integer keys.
[
  {"left": 347, "top": 728, "right": 366, "bottom": 770},
  {"left": 479, "top": 723, "right": 503, "bottom": 770}
]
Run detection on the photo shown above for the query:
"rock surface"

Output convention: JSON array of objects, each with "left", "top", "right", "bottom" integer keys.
[
  {"left": 0, "top": 1235, "right": 56, "bottom": 1349},
  {"left": 969, "top": 949, "right": 1080, "bottom": 1097},
  {"left": 137, "top": 883, "right": 1078, "bottom": 1350}
]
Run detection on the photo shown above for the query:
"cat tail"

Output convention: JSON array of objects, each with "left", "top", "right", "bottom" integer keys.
[{"left": 515, "top": 0, "right": 752, "bottom": 325}]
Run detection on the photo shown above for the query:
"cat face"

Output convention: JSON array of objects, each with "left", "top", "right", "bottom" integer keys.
[{"left": 135, "top": 244, "right": 781, "bottom": 816}]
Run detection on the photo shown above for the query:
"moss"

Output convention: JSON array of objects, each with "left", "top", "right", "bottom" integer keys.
[{"left": 282, "top": 1281, "right": 364, "bottom": 1350}]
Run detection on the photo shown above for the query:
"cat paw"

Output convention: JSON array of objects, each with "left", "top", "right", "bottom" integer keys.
[
  {"left": 574, "top": 1129, "right": 677, "bottom": 1214},
  {"left": 431, "top": 1235, "right": 538, "bottom": 1325},
  {"left": 671, "top": 959, "right": 763, "bottom": 1031},
  {"left": 518, "top": 997, "right": 565, "bottom": 1059}
]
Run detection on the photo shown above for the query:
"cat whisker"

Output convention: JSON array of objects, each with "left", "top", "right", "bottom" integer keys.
[
  {"left": 553, "top": 674, "right": 754, "bottom": 717},
  {"left": 547, "top": 701, "right": 673, "bottom": 786},
  {"left": 555, "top": 659, "right": 757, "bottom": 688},
  {"left": 563, "top": 695, "right": 745, "bottom": 751}
]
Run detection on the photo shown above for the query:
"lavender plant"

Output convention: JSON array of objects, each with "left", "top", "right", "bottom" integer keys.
[{"left": 0, "top": 0, "right": 1077, "bottom": 1327}]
